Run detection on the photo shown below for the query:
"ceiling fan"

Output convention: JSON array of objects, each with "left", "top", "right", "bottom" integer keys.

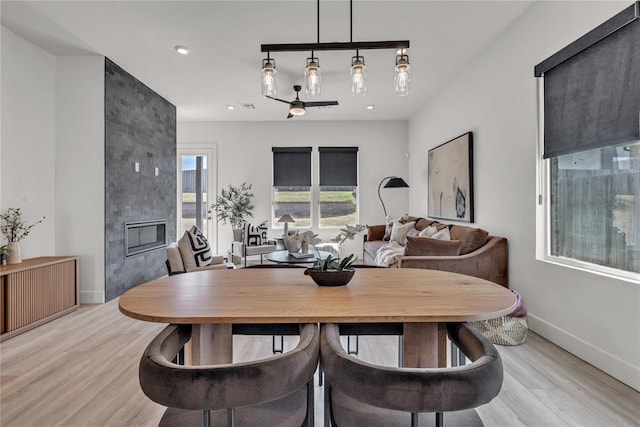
[{"left": 266, "top": 85, "right": 338, "bottom": 119}]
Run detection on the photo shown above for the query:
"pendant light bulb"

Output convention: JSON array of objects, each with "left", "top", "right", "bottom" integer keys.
[
  {"left": 351, "top": 55, "right": 367, "bottom": 97},
  {"left": 394, "top": 54, "right": 411, "bottom": 96},
  {"left": 305, "top": 56, "right": 321, "bottom": 99},
  {"left": 261, "top": 57, "right": 277, "bottom": 97}
]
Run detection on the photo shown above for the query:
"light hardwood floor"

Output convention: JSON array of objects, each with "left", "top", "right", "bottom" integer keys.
[{"left": 1, "top": 299, "right": 638, "bottom": 426}]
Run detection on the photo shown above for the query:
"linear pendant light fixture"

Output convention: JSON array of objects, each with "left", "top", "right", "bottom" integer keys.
[{"left": 261, "top": 0, "right": 410, "bottom": 98}]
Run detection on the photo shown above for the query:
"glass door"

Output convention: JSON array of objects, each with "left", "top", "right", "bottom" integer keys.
[{"left": 177, "top": 147, "right": 216, "bottom": 245}]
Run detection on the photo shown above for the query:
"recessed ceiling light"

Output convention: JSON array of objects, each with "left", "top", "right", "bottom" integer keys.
[
  {"left": 366, "top": 105, "right": 375, "bottom": 110},
  {"left": 226, "top": 105, "right": 235, "bottom": 110},
  {"left": 175, "top": 45, "right": 189, "bottom": 55}
]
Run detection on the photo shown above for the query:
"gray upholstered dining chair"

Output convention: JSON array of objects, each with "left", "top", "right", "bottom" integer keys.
[
  {"left": 139, "top": 323, "right": 320, "bottom": 427},
  {"left": 320, "top": 322, "right": 503, "bottom": 427}
]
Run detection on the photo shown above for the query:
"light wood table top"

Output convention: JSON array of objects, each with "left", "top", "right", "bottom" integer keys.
[{"left": 119, "top": 268, "right": 516, "bottom": 367}]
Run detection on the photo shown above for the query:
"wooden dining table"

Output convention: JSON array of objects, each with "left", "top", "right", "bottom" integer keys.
[{"left": 119, "top": 267, "right": 516, "bottom": 368}]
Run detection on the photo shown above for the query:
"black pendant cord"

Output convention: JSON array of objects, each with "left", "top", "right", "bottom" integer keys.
[
  {"left": 317, "top": 0, "right": 320, "bottom": 44},
  {"left": 350, "top": 0, "right": 353, "bottom": 43}
]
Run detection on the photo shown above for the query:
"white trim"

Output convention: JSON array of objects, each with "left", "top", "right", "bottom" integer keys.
[
  {"left": 80, "top": 291, "right": 105, "bottom": 304},
  {"left": 528, "top": 314, "right": 640, "bottom": 392},
  {"left": 539, "top": 255, "right": 639, "bottom": 284},
  {"left": 177, "top": 144, "right": 218, "bottom": 251}
]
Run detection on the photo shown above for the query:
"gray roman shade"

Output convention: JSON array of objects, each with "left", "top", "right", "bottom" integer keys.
[
  {"left": 535, "top": 2, "right": 640, "bottom": 159},
  {"left": 319, "top": 147, "right": 358, "bottom": 186},
  {"left": 272, "top": 147, "right": 312, "bottom": 186}
]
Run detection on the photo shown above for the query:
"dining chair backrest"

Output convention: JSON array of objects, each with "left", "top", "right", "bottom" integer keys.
[
  {"left": 139, "top": 323, "right": 320, "bottom": 427},
  {"left": 320, "top": 322, "right": 503, "bottom": 427}
]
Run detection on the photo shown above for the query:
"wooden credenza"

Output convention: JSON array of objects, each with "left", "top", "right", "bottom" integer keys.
[{"left": 0, "top": 256, "right": 80, "bottom": 341}]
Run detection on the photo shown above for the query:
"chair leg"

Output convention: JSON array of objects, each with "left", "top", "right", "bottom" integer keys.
[
  {"left": 304, "top": 379, "right": 314, "bottom": 427},
  {"left": 411, "top": 412, "right": 419, "bottom": 427},
  {"left": 435, "top": 412, "right": 445, "bottom": 427},
  {"left": 450, "top": 341, "right": 458, "bottom": 367},
  {"left": 318, "top": 357, "right": 323, "bottom": 386},
  {"left": 202, "top": 409, "right": 211, "bottom": 427},
  {"left": 398, "top": 335, "right": 403, "bottom": 367},
  {"left": 347, "top": 335, "right": 359, "bottom": 355},
  {"left": 324, "top": 380, "right": 332, "bottom": 427},
  {"left": 272, "top": 335, "right": 284, "bottom": 354},
  {"left": 227, "top": 408, "right": 235, "bottom": 427}
]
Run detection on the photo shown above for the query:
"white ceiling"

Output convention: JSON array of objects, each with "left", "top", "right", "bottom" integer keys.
[{"left": 1, "top": 1, "right": 533, "bottom": 122}]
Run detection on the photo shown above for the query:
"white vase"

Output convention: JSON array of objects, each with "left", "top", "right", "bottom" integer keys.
[{"left": 7, "top": 242, "right": 21, "bottom": 264}]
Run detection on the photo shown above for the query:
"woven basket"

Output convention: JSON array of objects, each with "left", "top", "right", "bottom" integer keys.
[{"left": 471, "top": 316, "right": 528, "bottom": 346}]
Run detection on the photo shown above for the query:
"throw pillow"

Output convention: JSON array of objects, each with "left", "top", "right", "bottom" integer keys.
[
  {"left": 418, "top": 222, "right": 448, "bottom": 237},
  {"left": 430, "top": 227, "right": 451, "bottom": 241},
  {"left": 404, "top": 236, "right": 463, "bottom": 256},
  {"left": 449, "top": 225, "right": 489, "bottom": 255},
  {"left": 243, "top": 221, "right": 268, "bottom": 246},
  {"left": 178, "top": 226, "right": 212, "bottom": 270},
  {"left": 383, "top": 216, "right": 395, "bottom": 241},
  {"left": 406, "top": 227, "right": 420, "bottom": 238},
  {"left": 390, "top": 221, "right": 416, "bottom": 246}
]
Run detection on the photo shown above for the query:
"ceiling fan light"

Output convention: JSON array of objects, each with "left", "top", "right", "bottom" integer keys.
[
  {"left": 261, "top": 58, "right": 277, "bottom": 97},
  {"left": 394, "top": 54, "right": 411, "bottom": 96},
  {"left": 351, "top": 55, "right": 367, "bottom": 97},
  {"left": 305, "top": 57, "right": 321, "bottom": 99},
  {"left": 290, "top": 106, "right": 306, "bottom": 116}
]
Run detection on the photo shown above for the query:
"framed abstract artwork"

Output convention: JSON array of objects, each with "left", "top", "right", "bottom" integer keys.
[{"left": 427, "top": 132, "right": 474, "bottom": 222}]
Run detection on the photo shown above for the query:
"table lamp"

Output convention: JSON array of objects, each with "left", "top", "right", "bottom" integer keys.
[
  {"left": 377, "top": 176, "right": 409, "bottom": 217},
  {"left": 278, "top": 214, "right": 295, "bottom": 235}
]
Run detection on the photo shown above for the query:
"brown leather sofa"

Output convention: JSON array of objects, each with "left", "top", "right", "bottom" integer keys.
[{"left": 363, "top": 217, "right": 508, "bottom": 287}]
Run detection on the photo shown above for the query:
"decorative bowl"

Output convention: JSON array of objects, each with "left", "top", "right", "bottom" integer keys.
[{"left": 304, "top": 268, "right": 355, "bottom": 287}]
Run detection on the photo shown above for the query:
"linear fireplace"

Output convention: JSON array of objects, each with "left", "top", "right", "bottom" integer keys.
[{"left": 125, "top": 220, "right": 167, "bottom": 258}]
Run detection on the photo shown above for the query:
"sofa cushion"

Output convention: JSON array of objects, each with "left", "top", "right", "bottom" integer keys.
[
  {"left": 450, "top": 225, "right": 489, "bottom": 255},
  {"left": 414, "top": 218, "right": 435, "bottom": 231},
  {"left": 366, "top": 224, "right": 386, "bottom": 241},
  {"left": 404, "top": 236, "right": 463, "bottom": 256},
  {"left": 166, "top": 242, "right": 185, "bottom": 274},
  {"left": 390, "top": 221, "right": 415, "bottom": 246},
  {"left": 178, "top": 227, "right": 213, "bottom": 270}
]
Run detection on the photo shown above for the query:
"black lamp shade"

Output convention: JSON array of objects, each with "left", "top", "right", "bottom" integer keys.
[{"left": 383, "top": 177, "right": 409, "bottom": 188}]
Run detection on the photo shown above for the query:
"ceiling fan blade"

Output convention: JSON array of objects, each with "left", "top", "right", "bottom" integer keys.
[
  {"left": 265, "top": 95, "right": 293, "bottom": 105},
  {"left": 305, "top": 100, "right": 339, "bottom": 107},
  {"left": 286, "top": 113, "right": 294, "bottom": 119}
]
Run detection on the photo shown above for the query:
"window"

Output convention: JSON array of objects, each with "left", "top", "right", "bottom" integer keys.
[
  {"left": 535, "top": 5, "right": 640, "bottom": 277},
  {"left": 319, "top": 147, "right": 358, "bottom": 227},
  {"left": 549, "top": 143, "right": 639, "bottom": 273},
  {"left": 272, "top": 147, "right": 312, "bottom": 228},
  {"left": 272, "top": 146, "right": 359, "bottom": 230}
]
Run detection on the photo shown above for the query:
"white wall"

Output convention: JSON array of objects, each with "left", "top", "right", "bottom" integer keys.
[
  {"left": 1, "top": 27, "right": 106, "bottom": 303},
  {"left": 408, "top": 1, "right": 639, "bottom": 390},
  {"left": 178, "top": 120, "right": 409, "bottom": 257},
  {"left": 1, "top": 27, "right": 56, "bottom": 257},
  {"left": 56, "top": 57, "right": 105, "bottom": 303}
]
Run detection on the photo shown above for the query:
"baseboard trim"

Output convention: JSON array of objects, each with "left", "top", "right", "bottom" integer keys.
[
  {"left": 528, "top": 314, "right": 639, "bottom": 392},
  {"left": 80, "top": 291, "right": 105, "bottom": 304}
]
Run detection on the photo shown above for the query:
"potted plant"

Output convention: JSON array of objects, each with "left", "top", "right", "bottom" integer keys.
[
  {"left": 303, "top": 224, "right": 366, "bottom": 286},
  {"left": 0, "top": 208, "right": 45, "bottom": 264},
  {"left": 210, "top": 182, "right": 255, "bottom": 241},
  {"left": 304, "top": 253, "right": 358, "bottom": 286}
]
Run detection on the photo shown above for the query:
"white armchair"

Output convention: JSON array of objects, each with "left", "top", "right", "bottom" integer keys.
[
  {"left": 165, "top": 242, "right": 229, "bottom": 275},
  {"left": 231, "top": 240, "right": 277, "bottom": 267},
  {"left": 231, "top": 221, "right": 278, "bottom": 267}
]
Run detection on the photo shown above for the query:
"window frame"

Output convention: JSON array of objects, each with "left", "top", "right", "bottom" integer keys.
[
  {"left": 271, "top": 147, "right": 360, "bottom": 231},
  {"left": 535, "top": 82, "right": 639, "bottom": 284}
]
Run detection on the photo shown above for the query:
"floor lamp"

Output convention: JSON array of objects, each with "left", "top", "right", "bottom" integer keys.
[{"left": 377, "top": 176, "right": 409, "bottom": 217}]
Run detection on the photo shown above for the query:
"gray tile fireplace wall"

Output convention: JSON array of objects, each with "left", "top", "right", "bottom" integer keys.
[{"left": 104, "top": 58, "right": 177, "bottom": 301}]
